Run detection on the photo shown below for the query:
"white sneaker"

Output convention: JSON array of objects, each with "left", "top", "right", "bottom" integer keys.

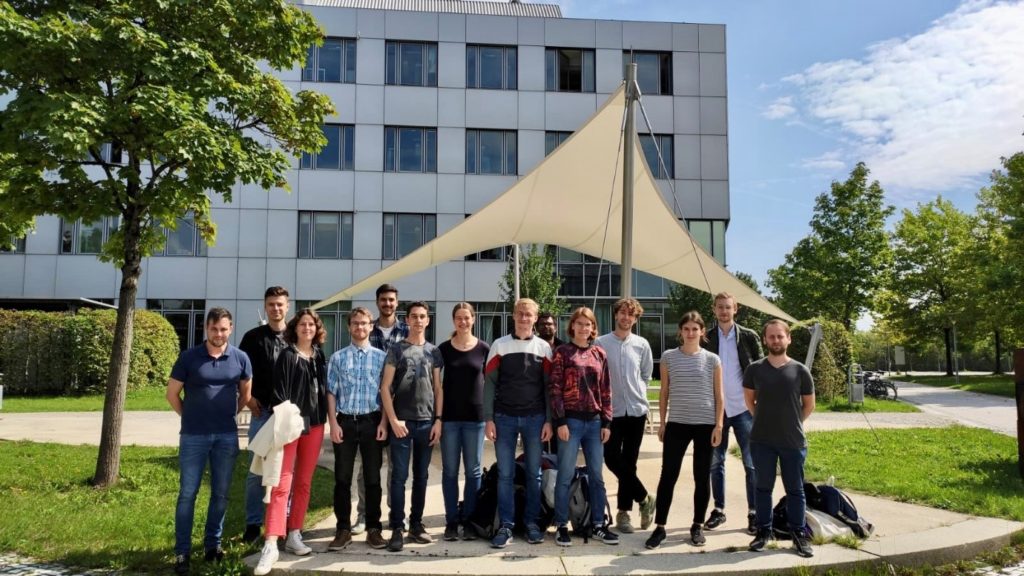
[
  {"left": 254, "top": 541, "right": 279, "bottom": 576},
  {"left": 352, "top": 514, "right": 366, "bottom": 535},
  {"left": 285, "top": 529, "right": 312, "bottom": 556}
]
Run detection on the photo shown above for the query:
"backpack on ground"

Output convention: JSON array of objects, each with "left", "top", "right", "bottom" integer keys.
[
  {"left": 567, "top": 466, "right": 611, "bottom": 539},
  {"left": 467, "top": 464, "right": 501, "bottom": 539},
  {"left": 814, "top": 485, "right": 874, "bottom": 538}
]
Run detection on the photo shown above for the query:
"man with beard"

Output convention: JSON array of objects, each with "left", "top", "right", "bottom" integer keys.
[{"left": 744, "top": 319, "right": 815, "bottom": 559}]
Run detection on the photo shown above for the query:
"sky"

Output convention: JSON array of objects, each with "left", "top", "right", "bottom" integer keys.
[{"left": 545, "top": 0, "right": 1024, "bottom": 296}]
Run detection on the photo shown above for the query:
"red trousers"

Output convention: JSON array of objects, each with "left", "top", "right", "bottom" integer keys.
[{"left": 266, "top": 424, "right": 325, "bottom": 537}]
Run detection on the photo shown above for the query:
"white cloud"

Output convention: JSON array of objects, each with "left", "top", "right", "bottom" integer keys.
[
  {"left": 762, "top": 96, "right": 796, "bottom": 119},
  {"left": 773, "top": 0, "right": 1024, "bottom": 192},
  {"left": 800, "top": 151, "right": 846, "bottom": 172}
]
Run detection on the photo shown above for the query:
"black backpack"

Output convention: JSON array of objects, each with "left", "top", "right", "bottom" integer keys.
[
  {"left": 814, "top": 485, "right": 874, "bottom": 538},
  {"left": 567, "top": 466, "right": 611, "bottom": 540},
  {"left": 467, "top": 464, "right": 501, "bottom": 539}
]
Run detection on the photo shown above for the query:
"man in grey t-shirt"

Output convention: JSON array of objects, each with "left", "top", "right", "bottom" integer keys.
[
  {"left": 742, "top": 319, "right": 815, "bottom": 558},
  {"left": 380, "top": 301, "right": 443, "bottom": 552}
]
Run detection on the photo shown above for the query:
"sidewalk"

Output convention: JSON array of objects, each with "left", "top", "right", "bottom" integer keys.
[{"left": 890, "top": 379, "right": 1019, "bottom": 437}]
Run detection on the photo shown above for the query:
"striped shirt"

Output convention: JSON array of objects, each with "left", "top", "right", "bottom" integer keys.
[
  {"left": 327, "top": 343, "right": 386, "bottom": 415},
  {"left": 660, "top": 347, "right": 720, "bottom": 425}
]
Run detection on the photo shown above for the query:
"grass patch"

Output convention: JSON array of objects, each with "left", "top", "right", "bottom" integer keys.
[
  {"left": 806, "top": 426, "right": 1024, "bottom": 520},
  {"left": 0, "top": 440, "right": 333, "bottom": 571},
  {"left": 1, "top": 386, "right": 169, "bottom": 413},
  {"left": 815, "top": 397, "right": 919, "bottom": 413},
  {"left": 898, "top": 374, "right": 1015, "bottom": 398}
]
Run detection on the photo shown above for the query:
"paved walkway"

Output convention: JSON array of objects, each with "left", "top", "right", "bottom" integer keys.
[{"left": 891, "top": 379, "right": 1019, "bottom": 437}]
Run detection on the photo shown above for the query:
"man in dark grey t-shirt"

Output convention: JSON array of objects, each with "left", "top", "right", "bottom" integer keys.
[
  {"left": 742, "top": 319, "right": 815, "bottom": 558},
  {"left": 380, "top": 301, "right": 443, "bottom": 552}
]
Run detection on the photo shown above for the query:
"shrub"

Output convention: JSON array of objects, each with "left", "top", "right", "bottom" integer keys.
[
  {"left": 787, "top": 317, "right": 853, "bottom": 402},
  {"left": 0, "top": 309, "right": 178, "bottom": 395}
]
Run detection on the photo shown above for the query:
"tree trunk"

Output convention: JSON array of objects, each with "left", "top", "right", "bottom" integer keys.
[
  {"left": 943, "top": 327, "right": 954, "bottom": 377},
  {"left": 994, "top": 329, "right": 1003, "bottom": 375},
  {"left": 92, "top": 214, "right": 144, "bottom": 488}
]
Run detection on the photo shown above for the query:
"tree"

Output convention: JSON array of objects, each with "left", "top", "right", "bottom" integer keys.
[
  {"left": 666, "top": 270, "right": 770, "bottom": 329},
  {"left": 766, "top": 163, "right": 894, "bottom": 330},
  {"left": 877, "top": 197, "right": 980, "bottom": 376},
  {"left": 0, "top": 1, "right": 333, "bottom": 486},
  {"left": 498, "top": 244, "right": 567, "bottom": 315}
]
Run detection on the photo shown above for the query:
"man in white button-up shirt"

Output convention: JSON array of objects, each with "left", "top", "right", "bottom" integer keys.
[{"left": 595, "top": 298, "right": 656, "bottom": 534}]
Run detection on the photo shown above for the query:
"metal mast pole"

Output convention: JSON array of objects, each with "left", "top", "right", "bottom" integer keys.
[
  {"left": 621, "top": 64, "right": 637, "bottom": 298},
  {"left": 513, "top": 243, "right": 520, "bottom": 301}
]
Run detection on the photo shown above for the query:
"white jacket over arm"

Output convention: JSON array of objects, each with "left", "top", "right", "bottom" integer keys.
[{"left": 248, "top": 400, "right": 303, "bottom": 502}]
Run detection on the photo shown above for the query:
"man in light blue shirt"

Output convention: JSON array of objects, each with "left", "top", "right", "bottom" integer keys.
[
  {"left": 326, "top": 307, "right": 389, "bottom": 550},
  {"left": 595, "top": 298, "right": 656, "bottom": 534}
]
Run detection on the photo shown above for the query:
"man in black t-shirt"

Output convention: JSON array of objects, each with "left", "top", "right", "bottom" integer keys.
[{"left": 742, "top": 319, "right": 815, "bottom": 559}]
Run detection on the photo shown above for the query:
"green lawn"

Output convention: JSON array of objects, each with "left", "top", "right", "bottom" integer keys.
[
  {"left": 0, "top": 440, "right": 334, "bottom": 572},
  {"left": 898, "top": 374, "right": 1016, "bottom": 398},
  {"left": 806, "top": 426, "right": 1024, "bottom": 521},
  {"left": 1, "top": 386, "right": 169, "bottom": 413}
]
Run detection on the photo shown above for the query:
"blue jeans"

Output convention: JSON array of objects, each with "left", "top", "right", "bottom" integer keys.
[
  {"left": 554, "top": 416, "right": 606, "bottom": 526},
  {"left": 388, "top": 420, "right": 434, "bottom": 530},
  {"left": 245, "top": 411, "right": 271, "bottom": 526},
  {"left": 441, "top": 420, "right": 485, "bottom": 525},
  {"left": 175, "top": 433, "right": 240, "bottom": 555},
  {"left": 494, "top": 412, "right": 544, "bottom": 529},
  {"left": 710, "top": 410, "right": 756, "bottom": 511},
  {"left": 750, "top": 442, "right": 806, "bottom": 531}
]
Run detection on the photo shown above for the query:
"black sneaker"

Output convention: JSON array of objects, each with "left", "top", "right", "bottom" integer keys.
[
  {"left": 203, "top": 547, "right": 224, "bottom": 562},
  {"left": 173, "top": 554, "right": 189, "bottom": 575},
  {"left": 704, "top": 509, "right": 726, "bottom": 530},
  {"left": 690, "top": 523, "right": 706, "bottom": 547},
  {"left": 592, "top": 524, "right": 619, "bottom": 545},
  {"left": 749, "top": 528, "right": 773, "bottom": 552},
  {"left": 443, "top": 523, "right": 459, "bottom": 541},
  {"left": 461, "top": 522, "right": 477, "bottom": 541},
  {"left": 555, "top": 525, "right": 572, "bottom": 547},
  {"left": 243, "top": 523, "right": 262, "bottom": 544},
  {"left": 792, "top": 530, "right": 814, "bottom": 558},
  {"left": 387, "top": 528, "right": 405, "bottom": 552},
  {"left": 408, "top": 524, "right": 433, "bottom": 544},
  {"left": 645, "top": 526, "right": 666, "bottom": 550},
  {"left": 747, "top": 512, "right": 757, "bottom": 535}
]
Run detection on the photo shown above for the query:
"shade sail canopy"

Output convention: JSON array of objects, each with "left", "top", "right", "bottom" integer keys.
[{"left": 313, "top": 85, "right": 794, "bottom": 322}]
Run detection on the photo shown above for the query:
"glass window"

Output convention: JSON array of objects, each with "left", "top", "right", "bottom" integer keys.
[
  {"left": 1, "top": 236, "right": 26, "bottom": 253},
  {"left": 147, "top": 299, "right": 206, "bottom": 351},
  {"left": 298, "top": 211, "right": 354, "bottom": 259},
  {"left": 60, "top": 217, "right": 119, "bottom": 255},
  {"left": 301, "top": 124, "right": 354, "bottom": 170},
  {"left": 382, "top": 213, "right": 436, "bottom": 259},
  {"left": 685, "top": 219, "right": 727, "bottom": 263},
  {"left": 623, "top": 51, "right": 672, "bottom": 95},
  {"left": 639, "top": 134, "right": 674, "bottom": 179},
  {"left": 386, "top": 41, "right": 438, "bottom": 87},
  {"left": 303, "top": 37, "right": 356, "bottom": 83},
  {"left": 545, "top": 131, "right": 572, "bottom": 156},
  {"left": 152, "top": 212, "right": 206, "bottom": 257},
  {"left": 384, "top": 127, "right": 437, "bottom": 173},
  {"left": 466, "top": 45, "right": 517, "bottom": 90},
  {"left": 545, "top": 48, "right": 595, "bottom": 92},
  {"left": 466, "top": 129, "right": 517, "bottom": 175}
]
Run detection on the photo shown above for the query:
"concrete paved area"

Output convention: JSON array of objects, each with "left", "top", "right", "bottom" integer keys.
[
  {"left": 892, "top": 379, "right": 1019, "bottom": 437},
  {"left": 1, "top": 383, "right": 1022, "bottom": 575}
]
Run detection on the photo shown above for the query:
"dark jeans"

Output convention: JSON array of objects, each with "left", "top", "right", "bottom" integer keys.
[
  {"left": 604, "top": 414, "right": 649, "bottom": 512},
  {"left": 494, "top": 412, "right": 544, "bottom": 529},
  {"left": 751, "top": 442, "right": 807, "bottom": 531},
  {"left": 333, "top": 412, "right": 385, "bottom": 531},
  {"left": 245, "top": 410, "right": 271, "bottom": 526},
  {"left": 388, "top": 419, "right": 434, "bottom": 530},
  {"left": 440, "top": 420, "right": 485, "bottom": 525},
  {"left": 710, "top": 410, "right": 756, "bottom": 511},
  {"left": 175, "top": 432, "right": 239, "bottom": 555},
  {"left": 554, "top": 416, "right": 606, "bottom": 526},
  {"left": 654, "top": 422, "right": 714, "bottom": 526}
]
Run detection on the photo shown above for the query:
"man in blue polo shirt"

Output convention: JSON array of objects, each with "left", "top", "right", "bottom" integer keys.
[{"left": 166, "top": 307, "right": 252, "bottom": 575}]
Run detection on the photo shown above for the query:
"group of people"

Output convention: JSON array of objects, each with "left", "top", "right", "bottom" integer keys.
[{"left": 166, "top": 285, "right": 816, "bottom": 576}]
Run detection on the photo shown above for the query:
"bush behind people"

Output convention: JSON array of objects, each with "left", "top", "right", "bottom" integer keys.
[{"left": 787, "top": 317, "right": 852, "bottom": 402}]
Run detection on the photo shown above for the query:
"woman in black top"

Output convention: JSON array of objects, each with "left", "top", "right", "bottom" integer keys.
[
  {"left": 438, "top": 302, "right": 490, "bottom": 541},
  {"left": 259, "top": 309, "right": 328, "bottom": 566}
]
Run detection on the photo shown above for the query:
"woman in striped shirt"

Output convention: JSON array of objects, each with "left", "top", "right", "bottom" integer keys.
[{"left": 645, "top": 311, "right": 724, "bottom": 550}]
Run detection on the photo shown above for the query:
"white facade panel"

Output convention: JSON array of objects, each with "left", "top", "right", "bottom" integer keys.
[
  {"left": 354, "top": 125, "right": 384, "bottom": 172},
  {"left": 517, "top": 130, "right": 545, "bottom": 175},
  {"left": 239, "top": 182, "right": 270, "bottom": 210},
  {"left": 700, "top": 97, "right": 728, "bottom": 135},
  {"left": 237, "top": 209, "right": 270, "bottom": 258},
  {"left": 27, "top": 216, "right": 60, "bottom": 254},
  {"left": 350, "top": 260, "right": 384, "bottom": 300},
  {"left": 673, "top": 52, "right": 700, "bottom": 96},
  {"left": 237, "top": 258, "right": 269, "bottom": 300},
  {"left": 622, "top": 21, "right": 673, "bottom": 51},
  {"left": 700, "top": 135, "right": 728, "bottom": 180},
  {"left": 436, "top": 213, "right": 462, "bottom": 236},
  {"left": 544, "top": 93, "right": 597, "bottom": 131},
  {"left": 518, "top": 45, "right": 545, "bottom": 91},
  {"left": 544, "top": 19, "right": 595, "bottom": 48},
  {"left": 352, "top": 212, "right": 382, "bottom": 260},
  {"left": 673, "top": 96, "right": 700, "bottom": 135},
  {"left": 465, "top": 175, "right": 516, "bottom": 213},
  {"left": 308, "top": 7, "right": 358, "bottom": 37},
  {"left": 266, "top": 210, "right": 298, "bottom": 259},
  {"left": 0, "top": 256, "right": 26, "bottom": 295},
  {"left": 701, "top": 180, "right": 730, "bottom": 219},
  {"left": 699, "top": 53, "right": 727, "bottom": 97},
  {"left": 437, "top": 127, "right": 466, "bottom": 174},
  {"left": 384, "top": 86, "right": 438, "bottom": 126},
  {"left": 438, "top": 88, "right": 466, "bottom": 127},
  {"left": 517, "top": 17, "right": 544, "bottom": 46},
  {"left": 671, "top": 180, "right": 702, "bottom": 221},
  {"left": 320, "top": 83, "right": 357, "bottom": 123},
  {"left": 356, "top": 9, "right": 386, "bottom": 39},
  {"left": 357, "top": 38, "right": 386, "bottom": 85},
  {"left": 438, "top": 42, "right": 466, "bottom": 89},
  {"left": 265, "top": 259, "right": 298, "bottom": 299},
  {"left": 206, "top": 257, "right": 239, "bottom": 299},
  {"left": 698, "top": 24, "right": 726, "bottom": 53},
  {"left": 673, "top": 24, "right": 699, "bottom": 52},
  {"left": 268, "top": 172, "right": 299, "bottom": 210},
  {"left": 385, "top": 10, "right": 437, "bottom": 41},
  {"left": 517, "top": 91, "right": 545, "bottom": 129},
  {"left": 353, "top": 171, "right": 384, "bottom": 211},
  {"left": 595, "top": 49, "right": 623, "bottom": 94},
  {"left": 398, "top": 266, "right": 437, "bottom": 301},
  {"left": 383, "top": 173, "right": 438, "bottom": 212},
  {"left": 356, "top": 84, "right": 385, "bottom": 124},
  {"left": 296, "top": 259, "right": 354, "bottom": 300},
  {"left": 464, "top": 262, "right": 505, "bottom": 301},
  {"left": 208, "top": 208, "right": 240, "bottom": 258},
  {"left": 466, "top": 15, "right": 518, "bottom": 45},
  {"left": 595, "top": 20, "right": 622, "bottom": 49},
  {"left": 298, "top": 170, "right": 356, "bottom": 211},
  {"left": 676, "top": 134, "right": 701, "bottom": 180},
  {"left": 465, "top": 90, "right": 517, "bottom": 129},
  {"left": 435, "top": 261, "right": 466, "bottom": 301},
  {"left": 145, "top": 258, "right": 207, "bottom": 299},
  {"left": 438, "top": 13, "right": 466, "bottom": 43},
  {"left": 639, "top": 95, "right": 674, "bottom": 135},
  {"left": 436, "top": 174, "right": 466, "bottom": 214}
]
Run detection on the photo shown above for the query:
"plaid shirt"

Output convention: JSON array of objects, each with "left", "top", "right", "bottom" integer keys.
[
  {"left": 369, "top": 319, "right": 409, "bottom": 352},
  {"left": 327, "top": 343, "right": 386, "bottom": 415}
]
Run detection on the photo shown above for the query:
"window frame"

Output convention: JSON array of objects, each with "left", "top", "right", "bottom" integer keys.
[
  {"left": 300, "top": 124, "right": 355, "bottom": 171},
  {"left": 382, "top": 213, "right": 436, "bottom": 260},
  {"left": 154, "top": 211, "right": 207, "bottom": 257},
  {"left": 384, "top": 126, "right": 438, "bottom": 173},
  {"left": 622, "top": 51, "right": 673, "bottom": 96},
  {"left": 686, "top": 219, "right": 727, "bottom": 263},
  {"left": 544, "top": 131, "right": 573, "bottom": 156},
  {"left": 60, "top": 216, "right": 120, "bottom": 255},
  {"left": 639, "top": 133, "right": 674, "bottom": 179},
  {"left": 297, "top": 210, "right": 355, "bottom": 260},
  {"left": 466, "top": 44, "right": 517, "bottom": 90},
  {"left": 303, "top": 37, "right": 357, "bottom": 83},
  {"left": 385, "top": 40, "right": 438, "bottom": 87},
  {"left": 465, "top": 129, "right": 517, "bottom": 176},
  {"left": 1, "top": 235, "right": 26, "bottom": 254},
  {"left": 545, "top": 47, "right": 596, "bottom": 93}
]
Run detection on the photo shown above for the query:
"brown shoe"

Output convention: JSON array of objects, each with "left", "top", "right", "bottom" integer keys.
[
  {"left": 328, "top": 529, "right": 352, "bottom": 551},
  {"left": 408, "top": 523, "right": 433, "bottom": 544},
  {"left": 366, "top": 528, "right": 387, "bottom": 549}
]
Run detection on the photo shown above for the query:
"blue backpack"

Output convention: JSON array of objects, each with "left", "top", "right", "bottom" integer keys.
[{"left": 815, "top": 485, "right": 874, "bottom": 538}]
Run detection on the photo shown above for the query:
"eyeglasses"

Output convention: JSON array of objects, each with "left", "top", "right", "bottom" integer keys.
[{"left": 350, "top": 321, "right": 371, "bottom": 327}]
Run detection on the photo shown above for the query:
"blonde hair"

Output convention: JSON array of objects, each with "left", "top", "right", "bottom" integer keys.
[{"left": 514, "top": 298, "right": 539, "bottom": 316}]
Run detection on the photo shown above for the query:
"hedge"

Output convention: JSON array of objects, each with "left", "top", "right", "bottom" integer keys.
[
  {"left": 787, "top": 317, "right": 853, "bottom": 402},
  {"left": 0, "top": 309, "right": 179, "bottom": 395}
]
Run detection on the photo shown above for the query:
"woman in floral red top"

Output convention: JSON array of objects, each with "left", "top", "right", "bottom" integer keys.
[{"left": 549, "top": 306, "right": 617, "bottom": 546}]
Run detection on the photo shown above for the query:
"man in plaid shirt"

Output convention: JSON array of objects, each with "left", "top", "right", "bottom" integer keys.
[{"left": 326, "top": 307, "right": 389, "bottom": 550}]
